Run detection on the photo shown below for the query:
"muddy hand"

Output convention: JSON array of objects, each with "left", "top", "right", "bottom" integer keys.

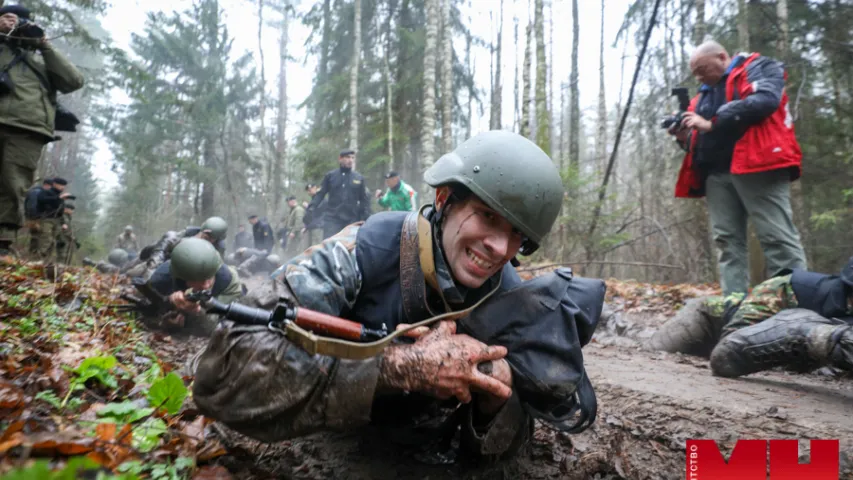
[
  {"left": 380, "top": 320, "right": 512, "bottom": 403},
  {"left": 395, "top": 323, "right": 431, "bottom": 339}
]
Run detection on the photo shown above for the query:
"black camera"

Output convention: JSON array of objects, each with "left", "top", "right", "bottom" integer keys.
[
  {"left": 14, "top": 18, "right": 44, "bottom": 40},
  {"left": 661, "top": 87, "right": 691, "bottom": 129}
]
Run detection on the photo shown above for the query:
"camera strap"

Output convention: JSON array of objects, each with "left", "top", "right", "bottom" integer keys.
[
  {"left": 1, "top": 49, "right": 26, "bottom": 75},
  {"left": 18, "top": 52, "right": 56, "bottom": 102}
]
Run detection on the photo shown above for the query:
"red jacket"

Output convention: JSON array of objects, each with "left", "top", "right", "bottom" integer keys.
[{"left": 674, "top": 53, "right": 802, "bottom": 198}]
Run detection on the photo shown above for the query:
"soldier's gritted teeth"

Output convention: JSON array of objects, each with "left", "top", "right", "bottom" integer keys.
[{"left": 441, "top": 197, "right": 523, "bottom": 289}]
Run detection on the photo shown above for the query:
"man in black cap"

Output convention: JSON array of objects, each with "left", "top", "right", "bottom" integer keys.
[
  {"left": 0, "top": 5, "right": 84, "bottom": 255},
  {"left": 307, "top": 149, "right": 371, "bottom": 239},
  {"left": 248, "top": 214, "right": 274, "bottom": 253},
  {"left": 375, "top": 171, "right": 417, "bottom": 212},
  {"left": 24, "top": 177, "right": 52, "bottom": 255}
]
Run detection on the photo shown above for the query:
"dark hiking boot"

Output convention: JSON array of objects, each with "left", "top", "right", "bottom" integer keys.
[{"left": 710, "top": 309, "right": 847, "bottom": 378}]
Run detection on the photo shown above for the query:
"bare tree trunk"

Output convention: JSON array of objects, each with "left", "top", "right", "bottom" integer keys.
[
  {"left": 385, "top": 1, "right": 396, "bottom": 168},
  {"left": 466, "top": 2, "right": 474, "bottom": 139},
  {"left": 490, "top": 0, "right": 504, "bottom": 130},
  {"left": 694, "top": 0, "right": 705, "bottom": 45},
  {"left": 534, "top": 0, "right": 550, "bottom": 155},
  {"left": 560, "top": 82, "right": 567, "bottom": 171},
  {"left": 421, "top": 0, "right": 439, "bottom": 172},
  {"left": 513, "top": 14, "right": 520, "bottom": 131},
  {"left": 548, "top": 0, "right": 557, "bottom": 157},
  {"left": 441, "top": 0, "right": 453, "bottom": 152},
  {"left": 349, "top": 0, "right": 362, "bottom": 151},
  {"left": 595, "top": 0, "right": 607, "bottom": 173},
  {"left": 274, "top": 2, "right": 289, "bottom": 217},
  {"left": 257, "top": 0, "right": 273, "bottom": 214},
  {"left": 569, "top": 0, "right": 580, "bottom": 170},
  {"left": 776, "top": 0, "right": 789, "bottom": 60},
  {"left": 315, "top": 0, "right": 331, "bottom": 128},
  {"left": 520, "top": 19, "right": 532, "bottom": 138},
  {"left": 736, "top": 0, "right": 750, "bottom": 52}
]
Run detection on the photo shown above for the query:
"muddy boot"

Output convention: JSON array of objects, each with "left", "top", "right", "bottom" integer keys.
[
  {"left": 709, "top": 309, "right": 850, "bottom": 378},
  {"left": 648, "top": 297, "right": 727, "bottom": 358}
]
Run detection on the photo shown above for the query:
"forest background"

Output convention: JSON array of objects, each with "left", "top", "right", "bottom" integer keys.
[{"left": 26, "top": 0, "right": 853, "bottom": 285}]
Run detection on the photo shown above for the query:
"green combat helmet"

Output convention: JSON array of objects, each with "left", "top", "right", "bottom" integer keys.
[
  {"left": 107, "top": 248, "right": 129, "bottom": 266},
  {"left": 424, "top": 130, "right": 564, "bottom": 255},
  {"left": 266, "top": 253, "right": 282, "bottom": 265},
  {"left": 170, "top": 238, "right": 222, "bottom": 282},
  {"left": 200, "top": 216, "right": 228, "bottom": 242}
]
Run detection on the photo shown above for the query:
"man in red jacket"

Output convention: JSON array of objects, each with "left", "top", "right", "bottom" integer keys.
[{"left": 670, "top": 40, "right": 807, "bottom": 296}]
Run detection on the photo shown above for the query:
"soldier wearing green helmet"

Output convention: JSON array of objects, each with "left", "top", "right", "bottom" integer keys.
[
  {"left": 123, "top": 216, "right": 229, "bottom": 280},
  {"left": 141, "top": 237, "right": 244, "bottom": 336},
  {"left": 193, "top": 131, "right": 602, "bottom": 459},
  {"left": 82, "top": 248, "right": 131, "bottom": 274}
]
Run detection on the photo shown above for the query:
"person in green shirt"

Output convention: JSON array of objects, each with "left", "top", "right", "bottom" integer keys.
[{"left": 375, "top": 171, "right": 416, "bottom": 212}]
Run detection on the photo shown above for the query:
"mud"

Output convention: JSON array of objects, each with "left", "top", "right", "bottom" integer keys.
[{"left": 170, "top": 280, "right": 853, "bottom": 479}]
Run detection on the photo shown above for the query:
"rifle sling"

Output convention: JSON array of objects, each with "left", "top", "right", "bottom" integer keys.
[{"left": 277, "top": 207, "right": 501, "bottom": 360}]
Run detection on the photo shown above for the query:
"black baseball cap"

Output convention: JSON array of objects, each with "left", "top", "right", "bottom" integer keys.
[
  {"left": 248, "top": 214, "right": 258, "bottom": 220},
  {"left": 0, "top": 5, "right": 32, "bottom": 20},
  {"left": 384, "top": 171, "right": 399, "bottom": 179},
  {"left": 52, "top": 177, "right": 68, "bottom": 186},
  {"left": 339, "top": 149, "right": 356, "bottom": 157},
  {"left": 286, "top": 195, "right": 297, "bottom": 201}
]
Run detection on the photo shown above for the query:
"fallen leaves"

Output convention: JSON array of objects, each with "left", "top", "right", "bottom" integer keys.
[{"left": 0, "top": 256, "right": 230, "bottom": 478}]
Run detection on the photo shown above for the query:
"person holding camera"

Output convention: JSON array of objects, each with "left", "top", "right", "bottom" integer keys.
[
  {"left": 0, "top": 4, "right": 84, "bottom": 256},
  {"left": 670, "top": 40, "right": 806, "bottom": 297}
]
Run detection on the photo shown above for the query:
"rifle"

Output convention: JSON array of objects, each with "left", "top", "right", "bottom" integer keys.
[{"left": 202, "top": 296, "right": 387, "bottom": 342}]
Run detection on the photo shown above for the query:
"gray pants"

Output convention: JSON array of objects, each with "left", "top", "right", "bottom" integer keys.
[{"left": 706, "top": 170, "right": 807, "bottom": 296}]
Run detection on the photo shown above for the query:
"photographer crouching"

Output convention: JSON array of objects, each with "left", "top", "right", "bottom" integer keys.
[{"left": 0, "top": 4, "right": 84, "bottom": 256}]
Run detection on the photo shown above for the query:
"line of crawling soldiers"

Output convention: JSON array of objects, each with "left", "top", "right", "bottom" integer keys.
[{"left": 86, "top": 131, "right": 853, "bottom": 466}]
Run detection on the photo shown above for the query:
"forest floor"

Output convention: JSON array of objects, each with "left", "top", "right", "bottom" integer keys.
[{"left": 1, "top": 257, "right": 851, "bottom": 479}]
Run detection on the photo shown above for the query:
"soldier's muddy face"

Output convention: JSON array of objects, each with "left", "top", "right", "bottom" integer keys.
[{"left": 439, "top": 195, "right": 523, "bottom": 289}]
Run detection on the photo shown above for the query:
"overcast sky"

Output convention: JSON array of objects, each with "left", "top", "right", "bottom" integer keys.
[{"left": 91, "top": 0, "right": 633, "bottom": 191}]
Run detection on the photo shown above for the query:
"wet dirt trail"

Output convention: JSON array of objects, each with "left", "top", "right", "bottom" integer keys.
[{"left": 203, "top": 322, "right": 853, "bottom": 479}]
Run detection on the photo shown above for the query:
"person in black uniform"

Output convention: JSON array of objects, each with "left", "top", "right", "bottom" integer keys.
[
  {"left": 308, "top": 149, "right": 371, "bottom": 239},
  {"left": 248, "top": 214, "right": 274, "bottom": 253}
]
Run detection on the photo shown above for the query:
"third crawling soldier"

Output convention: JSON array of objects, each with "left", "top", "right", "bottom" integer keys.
[
  {"left": 115, "top": 226, "right": 139, "bottom": 254},
  {"left": 125, "top": 216, "right": 228, "bottom": 279},
  {"left": 308, "top": 149, "right": 371, "bottom": 239},
  {"left": 83, "top": 248, "right": 130, "bottom": 274},
  {"left": 649, "top": 257, "right": 853, "bottom": 378},
  {"left": 140, "top": 238, "right": 244, "bottom": 337}
]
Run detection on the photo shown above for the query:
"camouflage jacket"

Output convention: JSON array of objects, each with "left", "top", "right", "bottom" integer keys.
[
  {"left": 193, "top": 211, "right": 531, "bottom": 459},
  {"left": 721, "top": 273, "right": 853, "bottom": 337},
  {"left": 115, "top": 233, "right": 139, "bottom": 252}
]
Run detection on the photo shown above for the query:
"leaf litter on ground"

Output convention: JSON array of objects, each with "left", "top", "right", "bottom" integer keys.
[{"left": 0, "top": 257, "right": 228, "bottom": 479}]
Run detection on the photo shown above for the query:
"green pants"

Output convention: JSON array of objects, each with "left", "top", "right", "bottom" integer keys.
[
  {"left": 705, "top": 170, "right": 807, "bottom": 296},
  {"left": 0, "top": 127, "right": 47, "bottom": 241},
  {"left": 34, "top": 219, "right": 59, "bottom": 261},
  {"left": 56, "top": 231, "right": 77, "bottom": 264}
]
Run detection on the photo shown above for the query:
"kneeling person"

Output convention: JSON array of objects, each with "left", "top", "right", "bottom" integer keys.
[{"left": 145, "top": 238, "right": 243, "bottom": 336}]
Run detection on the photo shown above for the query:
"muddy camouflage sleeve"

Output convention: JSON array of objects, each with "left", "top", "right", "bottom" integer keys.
[
  {"left": 721, "top": 274, "right": 797, "bottom": 337},
  {"left": 193, "top": 225, "right": 379, "bottom": 442}
]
